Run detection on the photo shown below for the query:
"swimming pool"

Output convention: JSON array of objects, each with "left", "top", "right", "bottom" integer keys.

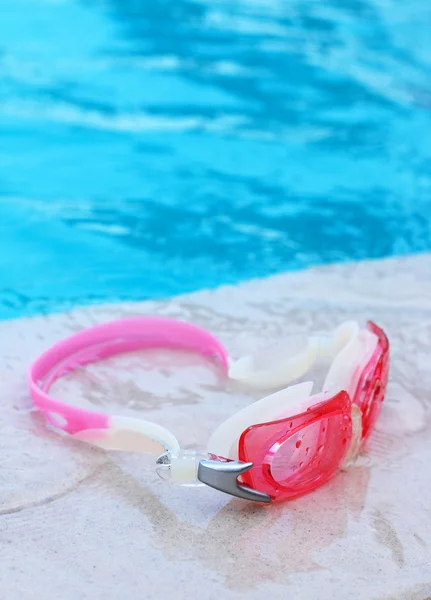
[{"left": 1, "top": 0, "right": 431, "bottom": 319}]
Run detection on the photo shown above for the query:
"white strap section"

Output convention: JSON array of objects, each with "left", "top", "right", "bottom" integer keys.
[
  {"left": 73, "top": 415, "right": 180, "bottom": 457},
  {"left": 228, "top": 321, "right": 360, "bottom": 389},
  {"left": 228, "top": 339, "right": 319, "bottom": 389}
]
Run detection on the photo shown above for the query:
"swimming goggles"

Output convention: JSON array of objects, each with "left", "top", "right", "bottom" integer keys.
[{"left": 28, "top": 317, "right": 389, "bottom": 504}]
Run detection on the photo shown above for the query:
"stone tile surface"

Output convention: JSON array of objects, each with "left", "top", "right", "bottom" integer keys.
[{"left": 1, "top": 254, "right": 431, "bottom": 600}]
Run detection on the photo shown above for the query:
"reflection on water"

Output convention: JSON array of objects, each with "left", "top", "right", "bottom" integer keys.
[{"left": 1, "top": 0, "right": 431, "bottom": 318}]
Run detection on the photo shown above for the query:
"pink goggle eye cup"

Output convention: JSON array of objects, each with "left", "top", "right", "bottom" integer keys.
[
  {"left": 238, "top": 391, "right": 353, "bottom": 502},
  {"left": 238, "top": 322, "right": 389, "bottom": 502}
]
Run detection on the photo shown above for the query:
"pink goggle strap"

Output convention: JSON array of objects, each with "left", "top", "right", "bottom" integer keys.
[{"left": 28, "top": 316, "right": 230, "bottom": 441}]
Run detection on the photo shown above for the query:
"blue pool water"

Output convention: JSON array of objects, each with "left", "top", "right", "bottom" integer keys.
[{"left": 1, "top": 0, "right": 431, "bottom": 319}]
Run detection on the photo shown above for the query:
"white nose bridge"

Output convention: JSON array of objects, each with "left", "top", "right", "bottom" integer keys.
[
  {"left": 323, "top": 328, "right": 378, "bottom": 397},
  {"left": 228, "top": 321, "right": 360, "bottom": 390}
]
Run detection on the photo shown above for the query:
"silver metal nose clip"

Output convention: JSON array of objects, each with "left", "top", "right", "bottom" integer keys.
[{"left": 197, "top": 459, "right": 271, "bottom": 503}]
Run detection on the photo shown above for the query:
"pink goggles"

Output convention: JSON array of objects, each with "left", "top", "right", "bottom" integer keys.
[{"left": 28, "top": 317, "right": 389, "bottom": 504}]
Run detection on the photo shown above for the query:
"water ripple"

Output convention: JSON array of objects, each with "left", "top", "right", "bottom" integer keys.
[{"left": 0, "top": 0, "right": 430, "bottom": 318}]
